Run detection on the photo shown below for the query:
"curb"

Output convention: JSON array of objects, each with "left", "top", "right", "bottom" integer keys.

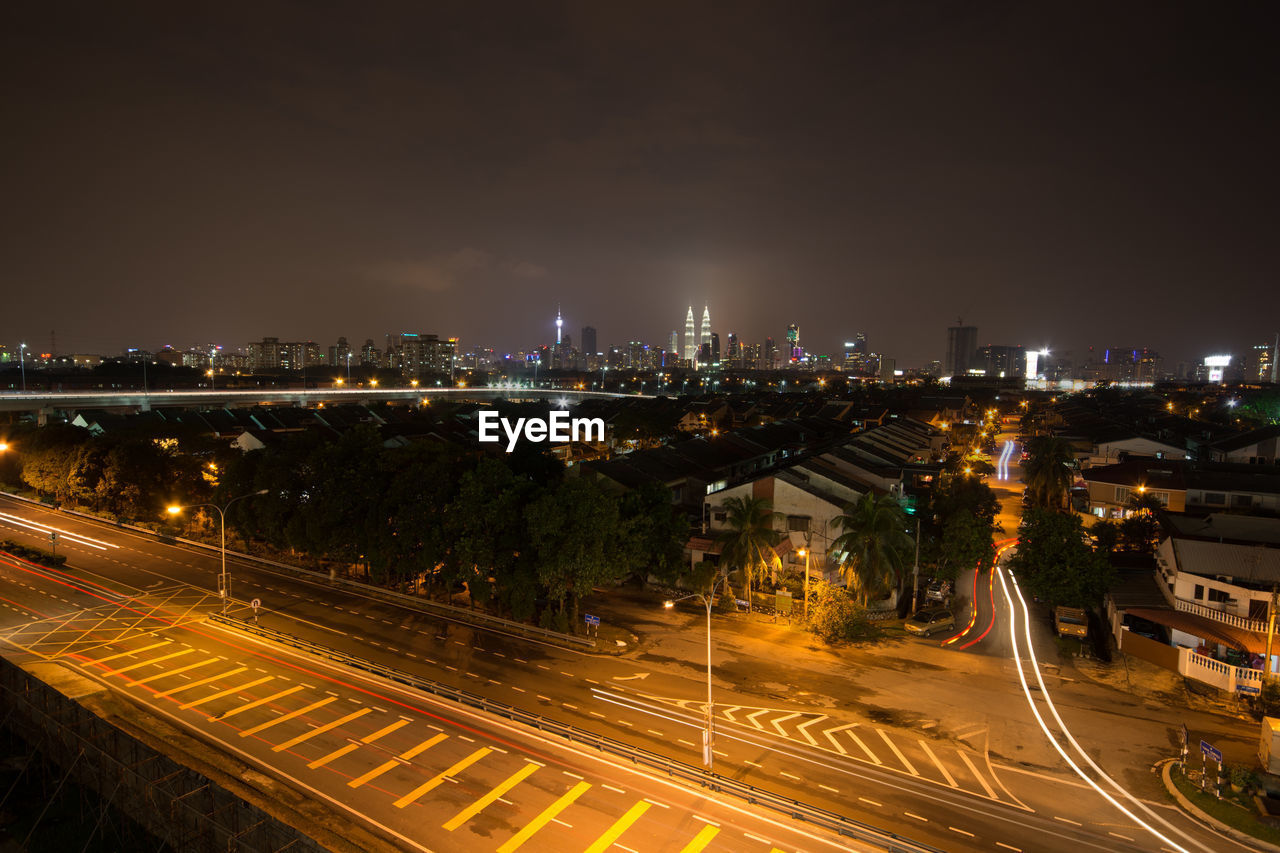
[{"left": 1160, "top": 759, "right": 1280, "bottom": 853}]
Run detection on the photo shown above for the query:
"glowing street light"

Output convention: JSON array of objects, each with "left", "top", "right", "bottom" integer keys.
[
  {"left": 167, "top": 489, "right": 268, "bottom": 616},
  {"left": 663, "top": 583, "right": 725, "bottom": 772}
]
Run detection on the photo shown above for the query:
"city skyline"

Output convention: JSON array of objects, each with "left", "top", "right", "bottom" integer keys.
[{"left": 2, "top": 4, "right": 1276, "bottom": 367}]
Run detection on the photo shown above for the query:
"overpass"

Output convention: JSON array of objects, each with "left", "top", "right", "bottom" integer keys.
[{"left": 0, "top": 387, "right": 654, "bottom": 415}]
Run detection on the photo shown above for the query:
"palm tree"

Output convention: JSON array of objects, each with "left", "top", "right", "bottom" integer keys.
[
  {"left": 1023, "top": 436, "right": 1075, "bottom": 510},
  {"left": 715, "top": 495, "right": 783, "bottom": 611},
  {"left": 829, "top": 493, "right": 914, "bottom": 606}
]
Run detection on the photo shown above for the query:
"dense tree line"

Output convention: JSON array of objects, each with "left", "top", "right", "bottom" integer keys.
[{"left": 217, "top": 426, "right": 688, "bottom": 630}]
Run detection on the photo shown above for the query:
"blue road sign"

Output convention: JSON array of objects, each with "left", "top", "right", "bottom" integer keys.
[
  {"left": 1201, "top": 740, "right": 1223, "bottom": 763},
  {"left": 584, "top": 614, "right": 600, "bottom": 627},
  {"left": 1238, "top": 682, "right": 1262, "bottom": 696}
]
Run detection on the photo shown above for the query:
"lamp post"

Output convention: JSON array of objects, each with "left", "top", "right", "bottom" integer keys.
[
  {"left": 167, "top": 489, "right": 268, "bottom": 616},
  {"left": 664, "top": 582, "right": 722, "bottom": 772},
  {"left": 909, "top": 515, "right": 922, "bottom": 614},
  {"left": 798, "top": 545, "right": 811, "bottom": 621},
  {"left": 19, "top": 343, "right": 27, "bottom": 392}
]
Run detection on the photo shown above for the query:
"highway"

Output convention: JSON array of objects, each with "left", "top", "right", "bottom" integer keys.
[{"left": 0, "top": 490, "right": 1256, "bottom": 853}]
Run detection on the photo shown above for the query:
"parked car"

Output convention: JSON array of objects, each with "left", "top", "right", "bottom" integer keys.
[
  {"left": 905, "top": 608, "right": 955, "bottom": 637},
  {"left": 925, "top": 580, "right": 950, "bottom": 603},
  {"left": 1054, "top": 606, "right": 1088, "bottom": 638}
]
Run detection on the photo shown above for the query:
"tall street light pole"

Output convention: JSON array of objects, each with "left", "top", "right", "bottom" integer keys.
[
  {"left": 168, "top": 489, "right": 268, "bottom": 616},
  {"left": 19, "top": 343, "right": 27, "bottom": 392},
  {"left": 909, "top": 515, "right": 922, "bottom": 614},
  {"left": 665, "top": 581, "right": 722, "bottom": 772}
]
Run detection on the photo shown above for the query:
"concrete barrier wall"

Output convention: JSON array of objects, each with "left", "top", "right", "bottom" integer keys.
[{"left": 1119, "top": 628, "right": 1183, "bottom": 671}]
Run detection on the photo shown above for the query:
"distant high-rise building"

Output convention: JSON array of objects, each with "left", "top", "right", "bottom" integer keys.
[
  {"left": 843, "top": 333, "right": 870, "bottom": 372},
  {"left": 710, "top": 332, "right": 720, "bottom": 365},
  {"left": 555, "top": 307, "right": 563, "bottom": 345},
  {"left": 699, "top": 306, "right": 711, "bottom": 353},
  {"left": 743, "top": 343, "right": 762, "bottom": 370},
  {"left": 582, "top": 326, "right": 597, "bottom": 358},
  {"left": 668, "top": 330, "right": 679, "bottom": 359},
  {"left": 328, "top": 336, "right": 352, "bottom": 368},
  {"left": 388, "top": 333, "right": 455, "bottom": 380},
  {"left": 785, "top": 324, "right": 799, "bottom": 362},
  {"left": 944, "top": 321, "right": 978, "bottom": 378},
  {"left": 684, "top": 307, "right": 696, "bottom": 362},
  {"left": 727, "top": 332, "right": 739, "bottom": 367},
  {"left": 1253, "top": 339, "right": 1277, "bottom": 383},
  {"left": 975, "top": 344, "right": 1025, "bottom": 378},
  {"left": 764, "top": 337, "right": 777, "bottom": 369}
]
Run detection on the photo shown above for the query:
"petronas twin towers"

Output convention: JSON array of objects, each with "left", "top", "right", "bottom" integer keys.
[{"left": 683, "top": 305, "right": 710, "bottom": 362}]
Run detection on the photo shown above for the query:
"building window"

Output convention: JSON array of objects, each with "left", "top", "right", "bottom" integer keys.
[
  {"left": 1203, "top": 492, "right": 1227, "bottom": 505},
  {"left": 1233, "top": 494, "right": 1253, "bottom": 508},
  {"left": 1114, "top": 487, "right": 1131, "bottom": 504},
  {"left": 787, "top": 515, "right": 811, "bottom": 533},
  {"left": 1194, "top": 584, "right": 1205, "bottom": 600},
  {"left": 1208, "top": 588, "right": 1230, "bottom": 604}
]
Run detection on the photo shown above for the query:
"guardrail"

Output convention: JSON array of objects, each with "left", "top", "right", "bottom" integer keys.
[
  {"left": 0, "top": 490, "right": 596, "bottom": 650},
  {"left": 209, "top": 613, "right": 941, "bottom": 853}
]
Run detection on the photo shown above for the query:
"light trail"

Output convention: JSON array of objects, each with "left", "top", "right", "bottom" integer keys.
[
  {"left": 0, "top": 511, "right": 121, "bottom": 551},
  {"left": 997, "top": 566, "right": 1207, "bottom": 853},
  {"left": 995, "top": 439, "right": 1015, "bottom": 481}
]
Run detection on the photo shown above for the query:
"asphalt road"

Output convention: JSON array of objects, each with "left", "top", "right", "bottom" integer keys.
[{"left": 0, "top": 490, "right": 1259, "bottom": 853}]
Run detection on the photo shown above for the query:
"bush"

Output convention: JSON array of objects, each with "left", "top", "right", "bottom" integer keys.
[
  {"left": 0, "top": 539, "right": 68, "bottom": 568},
  {"left": 808, "top": 581, "right": 881, "bottom": 644}
]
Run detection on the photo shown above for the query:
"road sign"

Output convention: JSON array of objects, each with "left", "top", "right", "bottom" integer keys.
[
  {"left": 584, "top": 614, "right": 600, "bottom": 627},
  {"left": 1201, "top": 740, "right": 1223, "bottom": 763},
  {"left": 1181, "top": 723, "right": 1189, "bottom": 746},
  {"left": 251, "top": 598, "right": 261, "bottom": 612},
  {"left": 1238, "top": 682, "right": 1262, "bottom": 696},
  {"left": 775, "top": 590, "right": 792, "bottom": 616}
]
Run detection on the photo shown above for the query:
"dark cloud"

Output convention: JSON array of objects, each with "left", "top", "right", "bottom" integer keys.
[{"left": 1, "top": 1, "right": 1275, "bottom": 364}]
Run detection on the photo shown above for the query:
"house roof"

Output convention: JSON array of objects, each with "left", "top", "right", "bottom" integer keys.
[
  {"left": 1164, "top": 513, "right": 1280, "bottom": 546},
  {"left": 1081, "top": 461, "right": 1187, "bottom": 492},
  {"left": 1212, "top": 424, "right": 1280, "bottom": 453},
  {"left": 1171, "top": 538, "right": 1280, "bottom": 584},
  {"left": 1125, "top": 607, "right": 1264, "bottom": 653}
]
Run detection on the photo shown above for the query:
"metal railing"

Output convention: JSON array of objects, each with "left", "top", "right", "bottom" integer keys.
[
  {"left": 208, "top": 614, "right": 941, "bottom": 853},
  {"left": 0, "top": 490, "right": 595, "bottom": 650}
]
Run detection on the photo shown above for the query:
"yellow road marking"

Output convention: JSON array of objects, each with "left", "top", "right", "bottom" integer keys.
[
  {"left": 179, "top": 676, "right": 274, "bottom": 710},
  {"left": 348, "top": 733, "right": 447, "bottom": 788},
  {"left": 128, "top": 657, "right": 216, "bottom": 685},
  {"left": 393, "top": 747, "right": 491, "bottom": 808},
  {"left": 273, "top": 707, "right": 371, "bottom": 752},
  {"left": 361, "top": 718, "right": 411, "bottom": 743},
  {"left": 443, "top": 763, "right": 539, "bottom": 831},
  {"left": 496, "top": 780, "right": 591, "bottom": 852},
  {"left": 239, "top": 696, "right": 336, "bottom": 737},
  {"left": 309, "top": 717, "right": 410, "bottom": 768},
  {"left": 212, "top": 685, "right": 305, "bottom": 722},
  {"left": 679, "top": 824, "right": 721, "bottom": 852},
  {"left": 88, "top": 640, "right": 170, "bottom": 665},
  {"left": 155, "top": 667, "right": 247, "bottom": 698},
  {"left": 101, "top": 647, "right": 193, "bottom": 677},
  {"left": 307, "top": 743, "right": 359, "bottom": 769},
  {"left": 584, "top": 801, "right": 651, "bottom": 852},
  {"left": 877, "top": 728, "right": 918, "bottom": 776},
  {"left": 958, "top": 749, "right": 998, "bottom": 798}
]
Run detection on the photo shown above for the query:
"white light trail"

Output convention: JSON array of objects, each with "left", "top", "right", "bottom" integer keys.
[
  {"left": 995, "top": 440, "right": 1015, "bottom": 481},
  {"left": 0, "top": 511, "right": 120, "bottom": 551},
  {"left": 998, "top": 566, "right": 1206, "bottom": 852}
]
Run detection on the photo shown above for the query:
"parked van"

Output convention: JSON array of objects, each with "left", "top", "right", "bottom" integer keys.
[{"left": 1055, "top": 606, "right": 1088, "bottom": 638}]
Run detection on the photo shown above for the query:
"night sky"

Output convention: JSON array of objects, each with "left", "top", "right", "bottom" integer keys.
[{"left": 2, "top": 2, "right": 1275, "bottom": 368}]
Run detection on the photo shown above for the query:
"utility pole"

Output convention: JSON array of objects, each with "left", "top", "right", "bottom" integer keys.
[
  {"left": 909, "top": 515, "right": 922, "bottom": 614},
  {"left": 802, "top": 527, "right": 813, "bottom": 621}
]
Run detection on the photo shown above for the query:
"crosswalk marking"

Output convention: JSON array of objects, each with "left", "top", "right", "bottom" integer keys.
[
  {"left": 958, "top": 749, "right": 998, "bottom": 798},
  {"left": 847, "top": 730, "right": 881, "bottom": 764},
  {"left": 155, "top": 667, "right": 248, "bottom": 698},
  {"left": 348, "top": 733, "right": 447, "bottom": 788},
  {"left": 89, "top": 640, "right": 171, "bottom": 665},
  {"left": 678, "top": 824, "right": 721, "bottom": 852},
  {"left": 102, "top": 648, "right": 193, "bottom": 677},
  {"left": 212, "top": 685, "right": 305, "bottom": 722},
  {"left": 496, "top": 781, "right": 591, "bottom": 852},
  {"left": 877, "top": 728, "right": 917, "bottom": 775},
  {"left": 128, "top": 657, "right": 216, "bottom": 685},
  {"left": 239, "top": 696, "right": 335, "bottom": 736},
  {"left": 918, "top": 740, "right": 958, "bottom": 787},
  {"left": 746, "top": 709, "right": 770, "bottom": 730},
  {"left": 273, "top": 707, "right": 371, "bottom": 752},
  {"left": 771, "top": 712, "right": 801, "bottom": 737},
  {"left": 392, "top": 747, "right": 491, "bottom": 808},
  {"left": 584, "top": 801, "right": 650, "bottom": 853},
  {"left": 443, "top": 763, "right": 540, "bottom": 831},
  {"left": 179, "top": 676, "right": 275, "bottom": 710}
]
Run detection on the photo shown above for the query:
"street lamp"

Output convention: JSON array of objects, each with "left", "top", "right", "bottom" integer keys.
[
  {"left": 798, "top": 547, "right": 810, "bottom": 621},
  {"left": 19, "top": 343, "right": 27, "bottom": 392},
  {"left": 167, "top": 489, "right": 268, "bottom": 616},
  {"left": 663, "top": 582, "right": 724, "bottom": 772}
]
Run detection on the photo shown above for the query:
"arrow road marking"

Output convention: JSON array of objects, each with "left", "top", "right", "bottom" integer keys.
[
  {"left": 721, "top": 706, "right": 740, "bottom": 723},
  {"left": 796, "top": 715, "right": 829, "bottom": 746},
  {"left": 771, "top": 712, "right": 801, "bottom": 737},
  {"left": 611, "top": 673, "right": 649, "bottom": 681},
  {"left": 746, "top": 709, "right": 770, "bottom": 730}
]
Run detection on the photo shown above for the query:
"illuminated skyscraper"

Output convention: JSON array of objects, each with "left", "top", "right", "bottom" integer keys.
[
  {"left": 684, "top": 306, "right": 696, "bottom": 362},
  {"left": 785, "top": 324, "right": 799, "bottom": 361},
  {"left": 555, "top": 307, "right": 563, "bottom": 345},
  {"left": 669, "top": 330, "right": 679, "bottom": 357},
  {"left": 699, "top": 306, "right": 711, "bottom": 352}
]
